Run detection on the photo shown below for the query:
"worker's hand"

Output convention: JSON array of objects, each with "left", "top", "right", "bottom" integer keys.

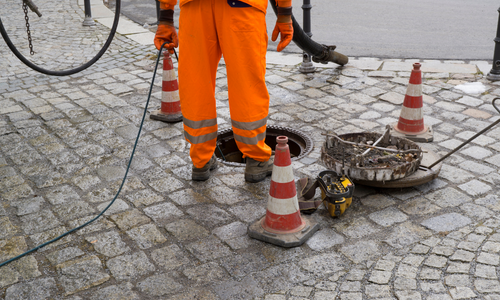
[
  {"left": 154, "top": 21, "right": 178, "bottom": 53},
  {"left": 272, "top": 1, "right": 293, "bottom": 52},
  {"left": 272, "top": 16, "right": 293, "bottom": 52}
]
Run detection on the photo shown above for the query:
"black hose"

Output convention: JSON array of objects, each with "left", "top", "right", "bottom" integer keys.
[
  {"left": 269, "top": 0, "right": 348, "bottom": 66},
  {"left": 0, "top": 0, "right": 121, "bottom": 76}
]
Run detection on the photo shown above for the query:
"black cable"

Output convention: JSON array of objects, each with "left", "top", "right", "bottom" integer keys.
[
  {"left": 0, "top": 0, "right": 121, "bottom": 76},
  {"left": 0, "top": 42, "right": 169, "bottom": 268}
]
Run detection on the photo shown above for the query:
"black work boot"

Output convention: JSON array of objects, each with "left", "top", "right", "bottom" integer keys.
[
  {"left": 244, "top": 157, "right": 274, "bottom": 183},
  {"left": 192, "top": 155, "right": 218, "bottom": 181}
]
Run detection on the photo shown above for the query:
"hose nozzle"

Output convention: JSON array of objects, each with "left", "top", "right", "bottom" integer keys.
[{"left": 23, "top": 0, "right": 42, "bottom": 17}]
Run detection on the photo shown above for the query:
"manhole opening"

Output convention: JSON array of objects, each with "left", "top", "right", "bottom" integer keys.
[{"left": 216, "top": 125, "right": 313, "bottom": 167}]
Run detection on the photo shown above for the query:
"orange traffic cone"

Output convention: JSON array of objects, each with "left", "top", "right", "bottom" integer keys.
[
  {"left": 150, "top": 51, "right": 183, "bottom": 123},
  {"left": 248, "top": 136, "right": 319, "bottom": 247},
  {"left": 390, "top": 63, "right": 433, "bottom": 142}
]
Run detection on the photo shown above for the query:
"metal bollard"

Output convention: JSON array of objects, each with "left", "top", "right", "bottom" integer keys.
[
  {"left": 298, "top": 0, "right": 316, "bottom": 73},
  {"left": 82, "top": 0, "right": 96, "bottom": 26},
  {"left": 487, "top": 7, "right": 500, "bottom": 81}
]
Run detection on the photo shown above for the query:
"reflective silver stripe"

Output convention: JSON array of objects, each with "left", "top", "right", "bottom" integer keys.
[
  {"left": 231, "top": 116, "right": 268, "bottom": 131},
  {"left": 183, "top": 117, "right": 217, "bottom": 130},
  {"left": 184, "top": 130, "right": 217, "bottom": 144},
  {"left": 234, "top": 130, "right": 266, "bottom": 145}
]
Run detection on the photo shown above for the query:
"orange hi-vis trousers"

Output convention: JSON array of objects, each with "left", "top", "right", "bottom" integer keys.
[{"left": 178, "top": 0, "right": 272, "bottom": 169}]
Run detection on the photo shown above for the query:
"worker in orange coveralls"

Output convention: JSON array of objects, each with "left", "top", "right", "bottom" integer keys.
[{"left": 155, "top": 0, "right": 293, "bottom": 182}]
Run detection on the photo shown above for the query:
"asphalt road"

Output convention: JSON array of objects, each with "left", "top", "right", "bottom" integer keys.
[{"left": 117, "top": 0, "right": 499, "bottom": 60}]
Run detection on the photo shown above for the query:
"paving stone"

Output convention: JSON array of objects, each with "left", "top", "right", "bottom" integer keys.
[
  {"left": 475, "top": 264, "right": 498, "bottom": 279},
  {"left": 221, "top": 252, "right": 270, "bottom": 277},
  {"left": 396, "top": 263, "right": 418, "bottom": 279},
  {"left": 338, "top": 292, "right": 363, "bottom": 300},
  {"left": 46, "top": 247, "right": 85, "bottom": 265},
  {"left": 458, "top": 179, "right": 492, "bottom": 196},
  {"left": 450, "top": 249, "right": 476, "bottom": 262},
  {"left": 125, "top": 224, "right": 167, "bottom": 249},
  {"left": 109, "top": 209, "right": 151, "bottom": 231},
  {"left": 394, "top": 289, "right": 425, "bottom": 300},
  {"left": 85, "top": 231, "right": 130, "bottom": 257},
  {"left": 90, "top": 282, "right": 140, "bottom": 300},
  {"left": 125, "top": 189, "right": 164, "bottom": 207},
  {"left": 477, "top": 252, "right": 500, "bottom": 266},
  {"left": 57, "top": 255, "right": 110, "bottom": 295},
  {"left": 333, "top": 216, "right": 380, "bottom": 239},
  {"left": 298, "top": 252, "right": 345, "bottom": 276},
  {"left": 368, "top": 207, "right": 408, "bottom": 226},
  {"left": 420, "top": 282, "right": 447, "bottom": 293},
  {"left": 447, "top": 262, "right": 471, "bottom": 274},
  {"left": 368, "top": 270, "right": 392, "bottom": 284},
  {"left": 419, "top": 267, "right": 442, "bottom": 280},
  {"left": 438, "top": 165, "right": 475, "bottom": 183},
  {"left": 151, "top": 244, "right": 190, "bottom": 270},
  {"left": 394, "top": 277, "right": 417, "bottom": 290},
  {"left": 425, "top": 187, "right": 472, "bottom": 208},
  {"left": 360, "top": 194, "right": 396, "bottom": 209},
  {"left": 4, "top": 277, "right": 57, "bottom": 300},
  {"left": 449, "top": 287, "right": 476, "bottom": 299},
  {"left": 305, "top": 228, "right": 344, "bottom": 251},
  {"left": 475, "top": 279, "right": 500, "bottom": 293},
  {"left": 213, "top": 221, "right": 247, "bottom": 241},
  {"left": 313, "top": 291, "right": 338, "bottom": 300},
  {"left": 340, "top": 241, "right": 380, "bottom": 264},
  {"left": 421, "top": 213, "right": 472, "bottom": 232},
  {"left": 445, "top": 274, "right": 472, "bottom": 287},
  {"left": 186, "top": 237, "right": 232, "bottom": 263},
  {"left": 20, "top": 209, "right": 61, "bottom": 234},
  {"left": 399, "top": 197, "right": 441, "bottom": 215},
  {"left": 183, "top": 261, "right": 229, "bottom": 285},
  {"left": 137, "top": 273, "right": 184, "bottom": 296},
  {"left": 424, "top": 254, "right": 448, "bottom": 268},
  {"left": 315, "top": 280, "right": 337, "bottom": 291},
  {"left": 401, "top": 254, "right": 425, "bottom": 267},
  {"left": 186, "top": 205, "right": 233, "bottom": 226},
  {"left": 212, "top": 275, "right": 265, "bottom": 300},
  {"left": 107, "top": 251, "right": 155, "bottom": 281},
  {"left": 384, "top": 221, "right": 432, "bottom": 249}
]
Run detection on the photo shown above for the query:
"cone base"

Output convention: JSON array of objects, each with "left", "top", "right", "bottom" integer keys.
[
  {"left": 150, "top": 109, "right": 183, "bottom": 123},
  {"left": 248, "top": 215, "right": 319, "bottom": 248},
  {"left": 390, "top": 123, "right": 433, "bottom": 143}
]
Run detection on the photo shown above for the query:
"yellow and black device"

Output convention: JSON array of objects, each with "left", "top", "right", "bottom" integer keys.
[{"left": 317, "top": 170, "right": 354, "bottom": 217}]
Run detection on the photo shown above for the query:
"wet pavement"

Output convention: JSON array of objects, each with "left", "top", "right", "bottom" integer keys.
[{"left": 1, "top": 1, "right": 500, "bottom": 300}]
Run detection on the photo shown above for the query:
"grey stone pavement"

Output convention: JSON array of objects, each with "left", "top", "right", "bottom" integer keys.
[{"left": 2, "top": 1, "right": 500, "bottom": 300}]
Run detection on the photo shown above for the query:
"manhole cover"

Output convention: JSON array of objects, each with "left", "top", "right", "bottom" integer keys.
[{"left": 216, "top": 125, "right": 313, "bottom": 167}]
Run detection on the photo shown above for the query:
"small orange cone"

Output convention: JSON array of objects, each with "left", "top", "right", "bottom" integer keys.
[
  {"left": 390, "top": 63, "right": 433, "bottom": 142},
  {"left": 248, "top": 136, "right": 319, "bottom": 247},
  {"left": 150, "top": 51, "right": 183, "bottom": 123}
]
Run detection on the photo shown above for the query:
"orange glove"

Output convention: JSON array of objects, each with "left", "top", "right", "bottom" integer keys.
[
  {"left": 154, "top": 9, "right": 178, "bottom": 53},
  {"left": 272, "top": 1, "right": 293, "bottom": 52}
]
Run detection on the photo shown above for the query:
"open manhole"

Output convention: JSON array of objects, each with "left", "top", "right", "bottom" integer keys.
[{"left": 216, "top": 125, "right": 313, "bottom": 167}]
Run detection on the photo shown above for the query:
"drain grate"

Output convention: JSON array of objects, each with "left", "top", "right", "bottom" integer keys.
[{"left": 216, "top": 125, "right": 313, "bottom": 167}]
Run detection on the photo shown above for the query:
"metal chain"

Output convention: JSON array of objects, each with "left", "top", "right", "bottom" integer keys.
[{"left": 22, "top": 1, "right": 34, "bottom": 55}]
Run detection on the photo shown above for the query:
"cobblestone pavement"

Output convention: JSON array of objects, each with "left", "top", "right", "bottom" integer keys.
[{"left": 2, "top": 1, "right": 500, "bottom": 300}]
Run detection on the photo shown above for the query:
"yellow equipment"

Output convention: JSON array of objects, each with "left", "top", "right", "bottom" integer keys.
[{"left": 317, "top": 170, "right": 354, "bottom": 217}]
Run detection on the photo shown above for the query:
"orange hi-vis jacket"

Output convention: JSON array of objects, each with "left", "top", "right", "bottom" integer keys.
[
  {"left": 158, "top": 0, "right": 273, "bottom": 169},
  {"left": 158, "top": 0, "right": 268, "bottom": 13}
]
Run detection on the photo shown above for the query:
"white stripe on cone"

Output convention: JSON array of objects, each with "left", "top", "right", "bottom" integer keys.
[
  {"left": 162, "top": 91, "right": 180, "bottom": 103},
  {"left": 400, "top": 106, "right": 423, "bottom": 120},
  {"left": 405, "top": 83, "right": 422, "bottom": 97},
  {"left": 163, "top": 69, "right": 177, "bottom": 81},
  {"left": 270, "top": 165, "right": 294, "bottom": 183},
  {"left": 267, "top": 195, "right": 300, "bottom": 215}
]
